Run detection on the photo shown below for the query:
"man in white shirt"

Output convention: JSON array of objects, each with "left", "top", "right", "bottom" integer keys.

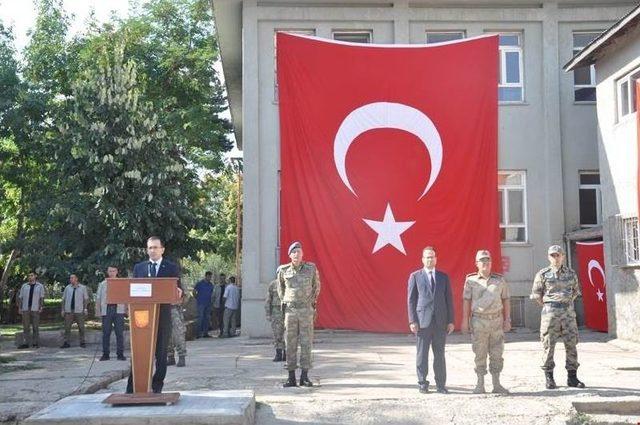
[
  {"left": 17, "top": 272, "right": 46, "bottom": 349},
  {"left": 221, "top": 276, "right": 240, "bottom": 337},
  {"left": 96, "top": 266, "right": 126, "bottom": 361},
  {"left": 60, "top": 274, "right": 90, "bottom": 348}
]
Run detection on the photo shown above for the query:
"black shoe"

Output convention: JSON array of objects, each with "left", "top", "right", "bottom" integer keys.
[
  {"left": 99, "top": 354, "right": 110, "bottom": 361},
  {"left": 273, "top": 349, "right": 283, "bottom": 362},
  {"left": 117, "top": 355, "right": 126, "bottom": 361},
  {"left": 195, "top": 335, "right": 201, "bottom": 339},
  {"left": 419, "top": 381, "right": 429, "bottom": 393},
  {"left": 203, "top": 334, "right": 212, "bottom": 338},
  {"left": 567, "top": 370, "right": 585, "bottom": 388},
  {"left": 436, "top": 387, "right": 449, "bottom": 394},
  {"left": 18, "top": 344, "right": 29, "bottom": 349},
  {"left": 299, "top": 369, "right": 313, "bottom": 387},
  {"left": 32, "top": 344, "right": 39, "bottom": 348},
  {"left": 167, "top": 356, "right": 176, "bottom": 366},
  {"left": 283, "top": 370, "right": 297, "bottom": 387},
  {"left": 60, "top": 342, "right": 70, "bottom": 349},
  {"left": 79, "top": 343, "right": 86, "bottom": 348},
  {"left": 545, "top": 371, "right": 557, "bottom": 389}
]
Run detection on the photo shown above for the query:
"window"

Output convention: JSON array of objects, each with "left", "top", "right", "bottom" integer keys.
[
  {"left": 426, "top": 31, "right": 464, "bottom": 44},
  {"left": 573, "top": 32, "right": 600, "bottom": 102},
  {"left": 498, "top": 171, "right": 527, "bottom": 242},
  {"left": 616, "top": 68, "right": 640, "bottom": 120},
  {"left": 274, "top": 29, "right": 316, "bottom": 102},
  {"left": 509, "top": 297, "right": 525, "bottom": 327},
  {"left": 332, "top": 30, "right": 372, "bottom": 44},
  {"left": 498, "top": 33, "right": 524, "bottom": 102},
  {"left": 623, "top": 217, "right": 640, "bottom": 265},
  {"left": 579, "top": 172, "right": 601, "bottom": 227}
]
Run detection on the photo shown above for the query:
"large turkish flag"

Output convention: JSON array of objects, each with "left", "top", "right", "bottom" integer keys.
[
  {"left": 277, "top": 33, "right": 500, "bottom": 332},
  {"left": 575, "top": 241, "right": 608, "bottom": 332}
]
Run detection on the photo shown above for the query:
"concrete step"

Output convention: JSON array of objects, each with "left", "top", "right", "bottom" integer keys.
[
  {"left": 24, "top": 390, "right": 255, "bottom": 425},
  {"left": 572, "top": 397, "right": 640, "bottom": 425}
]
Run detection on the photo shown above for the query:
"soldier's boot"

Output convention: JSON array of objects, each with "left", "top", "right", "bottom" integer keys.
[
  {"left": 283, "top": 370, "right": 297, "bottom": 388},
  {"left": 545, "top": 371, "right": 557, "bottom": 389},
  {"left": 273, "top": 349, "right": 283, "bottom": 362},
  {"left": 567, "top": 370, "right": 585, "bottom": 388},
  {"left": 299, "top": 369, "right": 313, "bottom": 387},
  {"left": 491, "top": 373, "right": 509, "bottom": 394},
  {"left": 473, "top": 374, "right": 485, "bottom": 394},
  {"left": 282, "top": 350, "right": 286, "bottom": 362},
  {"left": 177, "top": 355, "right": 186, "bottom": 367},
  {"left": 167, "top": 355, "right": 176, "bottom": 366}
]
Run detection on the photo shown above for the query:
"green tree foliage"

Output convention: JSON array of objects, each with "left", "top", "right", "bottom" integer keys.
[{"left": 0, "top": 0, "right": 236, "bottom": 309}]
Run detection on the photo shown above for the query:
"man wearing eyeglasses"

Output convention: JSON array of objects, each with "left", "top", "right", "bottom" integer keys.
[
  {"left": 531, "top": 244, "right": 585, "bottom": 390},
  {"left": 125, "top": 236, "right": 183, "bottom": 394}
]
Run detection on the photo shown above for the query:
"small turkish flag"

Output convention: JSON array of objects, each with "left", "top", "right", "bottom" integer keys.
[
  {"left": 576, "top": 241, "right": 608, "bottom": 332},
  {"left": 277, "top": 33, "right": 501, "bottom": 332}
]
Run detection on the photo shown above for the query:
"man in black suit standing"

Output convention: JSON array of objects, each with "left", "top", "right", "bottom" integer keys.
[
  {"left": 126, "top": 236, "right": 182, "bottom": 394},
  {"left": 407, "top": 246, "right": 455, "bottom": 394}
]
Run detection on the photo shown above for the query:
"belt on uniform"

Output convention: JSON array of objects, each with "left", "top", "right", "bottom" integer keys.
[
  {"left": 544, "top": 302, "right": 571, "bottom": 309},
  {"left": 472, "top": 312, "right": 502, "bottom": 319},
  {"left": 285, "top": 302, "right": 312, "bottom": 309}
]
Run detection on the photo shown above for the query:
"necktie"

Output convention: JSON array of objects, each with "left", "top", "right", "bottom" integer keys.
[
  {"left": 429, "top": 272, "right": 435, "bottom": 294},
  {"left": 150, "top": 262, "right": 157, "bottom": 277},
  {"left": 70, "top": 287, "right": 76, "bottom": 310}
]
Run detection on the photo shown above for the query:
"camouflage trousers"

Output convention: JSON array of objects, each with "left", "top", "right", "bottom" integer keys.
[
  {"left": 270, "top": 314, "right": 285, "bottom": 350},
  {"left": 284, "top": 306, "right": 314, "bottom": 371},
  {"left": 470, "top": 315, "right": 504, "bottom": 375},
  {"left": 168, "top": 306, "right": 187, "bottom": 357},
  {"left": 540, "top": 306, "right": 579, "bottom": 371}
]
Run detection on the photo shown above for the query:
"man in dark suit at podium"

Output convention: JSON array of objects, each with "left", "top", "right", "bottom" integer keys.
[
  {"left": 126, "top": 236, "right": 182, "bottom": 394},
  {"left": 407, "top": 246, "right": 455, "bottom": 394}
]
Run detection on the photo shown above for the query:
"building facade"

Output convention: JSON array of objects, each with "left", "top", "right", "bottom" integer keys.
[
  {"left": 566, "top": 6, "right": 640, "bottom": 343},
  {"left": 212, "top": 0, "right": 634, "bottom": 337}
]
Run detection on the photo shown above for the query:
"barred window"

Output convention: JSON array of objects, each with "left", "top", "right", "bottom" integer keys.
[{"left": 623, "top": 216, "right": 640, "bottom": 265}]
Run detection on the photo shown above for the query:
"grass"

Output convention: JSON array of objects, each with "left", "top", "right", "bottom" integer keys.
[{"left": 0, "top": 319, "right": 103, "bottom": 336}]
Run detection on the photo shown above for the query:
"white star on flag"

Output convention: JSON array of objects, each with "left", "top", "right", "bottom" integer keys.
[
  {"left": 596, "top": 289, "right": 605, "bottom": 302},
  {"left": 363, "top": 203, "right": 415, "bottom": 255}
]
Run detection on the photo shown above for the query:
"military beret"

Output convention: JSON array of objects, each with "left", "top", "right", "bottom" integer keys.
[{"left": 288, "top": 241, "right": 302, "bottom": 255}]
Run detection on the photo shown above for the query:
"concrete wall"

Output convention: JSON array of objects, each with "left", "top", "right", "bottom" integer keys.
[
  {"left": 238, "top": 0, "right": 632, "bottom": 337},
  {"left": 594, "top": 23, "right": 640, "bottom": 342}
]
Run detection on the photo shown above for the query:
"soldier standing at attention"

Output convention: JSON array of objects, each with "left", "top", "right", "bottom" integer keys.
[
  {"left": 265, "top": 278, "right": 286, "bottom": 362},
  {"left": 167, "top": 290, "right": 187, "bottom": 367},
  {"left": 531, "top": 244, "right": 585, "bottom": 390},
  {"left": 278, "top": 241, "right": 321, "bottom": 387},
  {"left": 461, "top": 250, "right": 511, "bottom": 394}
]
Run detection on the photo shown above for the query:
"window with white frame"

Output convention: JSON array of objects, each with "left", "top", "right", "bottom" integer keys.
[
  {"left": 498, "top": 33, "right": 524, "bottom": 102},
  {"left": 573, "top": 32, "right": 600, "bottom": 102},
  {"left": 332, "top": 30, "right": 372, "bottom": 44},
  {"left": 616, "top": 67, "right": 640, "bottom": 120},
  {"left": 273, "top": 29, "right": 316, "bottom": 102},
  {"left": 426, "top": 31, "right": 464, "bottom": 44},
  {"left": 579, "top": 172, "right": 601, "bottom": 227},
  {"left": 498, "top": 171, "right": 527, "bottom": 242}
]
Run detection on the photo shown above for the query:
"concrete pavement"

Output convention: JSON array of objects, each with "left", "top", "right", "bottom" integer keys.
[{"left": 2, "top": 328, "right": 640, "bottom": 424}]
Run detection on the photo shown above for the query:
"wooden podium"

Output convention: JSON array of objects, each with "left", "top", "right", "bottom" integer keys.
[{"left": 103, "top": 277, "right": 180, "bottom": 405}]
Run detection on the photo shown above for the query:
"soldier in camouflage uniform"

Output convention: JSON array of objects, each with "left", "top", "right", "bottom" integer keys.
[
  {"left": 461, "top": 250, "right": 511, "bottom": 394},
  {"left": 277, "top": 241, "right": 321, "bottom": 387},
  {"left": 167, "top": 296, "right": 187, "bottom": 367},
  {"left": 265, "top": 279, "right": 286, "bottom": 362},
  {"left": 531, "top": 244, "right": 585, "bottom": 389}
]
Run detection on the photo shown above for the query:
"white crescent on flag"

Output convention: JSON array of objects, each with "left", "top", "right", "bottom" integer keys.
[
  {"left": 587, "top": 259, "right": 605, "bottom": 288},
  {"left": 333, "top": 102, "right": 443, "bottom": 200}
]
